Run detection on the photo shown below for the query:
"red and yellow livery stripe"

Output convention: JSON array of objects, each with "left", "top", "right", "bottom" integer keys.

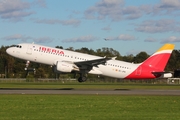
[{"left": 125, "top": 44, "right": 174, "bottom": 79}]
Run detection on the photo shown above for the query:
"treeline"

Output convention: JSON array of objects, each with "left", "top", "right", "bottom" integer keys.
[{"left": 0, "top": 45, "right": 180, "bottom": 78}]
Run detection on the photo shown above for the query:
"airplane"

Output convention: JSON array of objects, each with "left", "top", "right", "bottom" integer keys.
[{"left": 6, "top": 43, "right": 174, "bottom": 82}]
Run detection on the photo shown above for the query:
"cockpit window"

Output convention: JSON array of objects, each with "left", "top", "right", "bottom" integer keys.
[
  {"left": 11, "top": 45, "right": 22, "bottom": 48},
  {"left": 11, "top": 45, "right": 16, "bottom": 47}
]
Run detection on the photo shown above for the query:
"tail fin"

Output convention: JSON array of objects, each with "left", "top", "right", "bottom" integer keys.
[{"left": 142, "top": 43, "right": 174, "bottom": 71}]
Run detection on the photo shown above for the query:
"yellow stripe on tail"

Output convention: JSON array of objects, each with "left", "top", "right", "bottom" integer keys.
[{"left": 156, "top": 43, "right": 175, "bottom": 52}]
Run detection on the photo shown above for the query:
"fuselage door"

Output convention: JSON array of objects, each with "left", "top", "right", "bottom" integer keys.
[{"left": 26, "top": 45, "right": 32, "bottom": 55}]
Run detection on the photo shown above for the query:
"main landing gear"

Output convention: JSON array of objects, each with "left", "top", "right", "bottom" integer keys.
[{"left": 78, "top": 73, "right": 87, "bottom": 82}]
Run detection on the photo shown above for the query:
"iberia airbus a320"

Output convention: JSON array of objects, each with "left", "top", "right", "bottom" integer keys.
[{"left": 6, "top": 43, "right": 174, "bottom": 82}]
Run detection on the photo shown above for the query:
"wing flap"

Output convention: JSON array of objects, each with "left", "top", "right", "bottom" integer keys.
[{"left": 74, "top": 57, "right": 110, "bottom": 67}]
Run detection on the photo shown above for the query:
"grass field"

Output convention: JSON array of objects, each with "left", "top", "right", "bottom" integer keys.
[
  {"left": 1, "top": 82, "right": 180, "bottom": 90},
  {"left": 0, "top": 82, "right": 180, "bottom": 120},
  {"left": 0, "top": 95, "right": 180, "bottom": 120}
]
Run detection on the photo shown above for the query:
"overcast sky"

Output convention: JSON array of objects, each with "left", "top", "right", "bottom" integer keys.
[{"left": 1, "top": 0, "right": 180, "bottom": 55}]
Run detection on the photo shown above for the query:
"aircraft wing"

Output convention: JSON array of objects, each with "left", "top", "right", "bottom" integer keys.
[{"left": 74, "top": 57, "right": 110, "bottom": 68}]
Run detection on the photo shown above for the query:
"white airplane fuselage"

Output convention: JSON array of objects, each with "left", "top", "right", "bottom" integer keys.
[
  {"left": 6, "top": 43, "right": 174, "bottom": 82},
  {"left": 6, "top": 43, "right": 138, "bottom": 78}
]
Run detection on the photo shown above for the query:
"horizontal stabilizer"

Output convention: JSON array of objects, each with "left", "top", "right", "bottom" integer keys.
[
  {"left": 152, "top": 72, "right": 173, "bottom": 78},
  {"left": 110, "top": 56, "right": 117, "bottom": 60}
]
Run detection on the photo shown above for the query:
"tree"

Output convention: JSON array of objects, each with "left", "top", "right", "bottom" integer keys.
[
  {"left": 66, "top": 47, "right": 74, "bottom": 51},
  {"left": 76, "top": 47, "right": 89, "bottom": 53},
  {"left": 122, "top": 54, "right": 134, "bottom": 62},
  {"left": 0, "top": 46, "right": 16, "bottom": 77},
  {"left": 34, "top": 67, "right": 46, "bottom": 78},
  {"left": 95, "top": 47, "right": 121, "bottom": 59},
  {"left": 165, "top": 50, "right": 180, "bottom": 71},
  {"left": 133, "top": 52, "right": 149, "bottom": 63},
  {"left": 55, "top": 46, "right": 63, "bottom": 49}
]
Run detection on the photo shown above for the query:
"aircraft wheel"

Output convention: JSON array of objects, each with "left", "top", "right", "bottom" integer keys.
[{"left": 78, "top": 76, "right": 87, "bottom": 82}]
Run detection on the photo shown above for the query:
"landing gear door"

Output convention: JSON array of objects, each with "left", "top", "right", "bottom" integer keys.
[{"left": 26, "top": 45, "right": 32, "bottom": 55}]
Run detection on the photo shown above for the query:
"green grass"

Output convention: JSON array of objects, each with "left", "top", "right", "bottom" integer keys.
[
  {"left": 0, "top": 82, "right": 180, "bottom": 90},
  {"left": 0, "top": 82, "right": 180, "bottom": 119},
  {"left": 0, "top": 95, "right": 180, "bottom": 120}
]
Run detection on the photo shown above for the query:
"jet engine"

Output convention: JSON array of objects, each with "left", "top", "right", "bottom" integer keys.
[{"left": 56, "top": 61, "right": 74, "bottom": 73}]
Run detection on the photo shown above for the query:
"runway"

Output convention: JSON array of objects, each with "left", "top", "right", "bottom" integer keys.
[{"left": 0, "top": 88, "right": 180, "bottom": 95}]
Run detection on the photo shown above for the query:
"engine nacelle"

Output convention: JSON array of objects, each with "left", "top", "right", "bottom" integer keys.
[{"left": 56, "top": 61, "right": 74, "bottom": 73}]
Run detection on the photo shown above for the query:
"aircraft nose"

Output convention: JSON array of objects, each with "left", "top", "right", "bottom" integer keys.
[
  {"left": 6, "top": 48, "right": 13, "bottom": 55},
  {"left": 6, "top": 48, "right": 10, "bottom": 54}
]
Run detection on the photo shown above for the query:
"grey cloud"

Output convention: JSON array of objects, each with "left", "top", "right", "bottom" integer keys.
[
  {"left": 1, "top": 11, "right": 34, "bottom": 20},
  {"left": 160, "top": 0, "right": 180, "bottom": 8},
  {"left": 2, "top": 34, "right": 32, "bottom": 41},
  {"left": 0, "top": 0, "right": 30, "bottom": 13},
  {"left": 34, "top": 19, "right": 61, "bottom": 24},
  {"left": 135, "top": 19, "right": 176, "bottom": 33},
  {"left": 60, "top": 19, "right": 81, "bottom": 26},
  {"left": 33, "top": 19, "right": 81, "bottom": 27},
  {"left": 84, "top": 0, "right": 151, "bottom": 21},
  {"left": 0, "top": 0, "right": 46, "bottom": 21},
  {"left": 2, "top": 34, "right": 53, "bottom": 43},
  {"left": 84, "top": 0, "right": 124, "bottom": 21},
  {"left": 161, "top": 36, "right": 180, "bottom": 43},
  {"left": 102, "top": 25, "right": 111, "bottom": 31},
  {"left": 34, "top": 37, "right": 53, "bottom": 43},
  {"left": 144, "top": 37, "right": 157, "bottom": 42},
  {"left": 33, "top": 0, "right": 47, "bottom": 8},
  {"left": 117, "top": 34, "right": 136, "bottom": 41},
  {"left": 0, "top": 0, "right": 32, "bottom": 21},
  {"left": 106, "top": 34, "right": 136, "bottom": 41},
  {"left": 153, "top": 0, "right": 180, "bottom": 15},
  {"left": 122, "top": 6, "right": 142, "bottom": 19},
  {"left": 139, "top": 5, "right": 153, "bottom": 14},
  {"left": 84, "top": 0, "right": 180, "bottom": 21},
  {"left": 62, "top": 35, "right": 98, "bottom": 43}
]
